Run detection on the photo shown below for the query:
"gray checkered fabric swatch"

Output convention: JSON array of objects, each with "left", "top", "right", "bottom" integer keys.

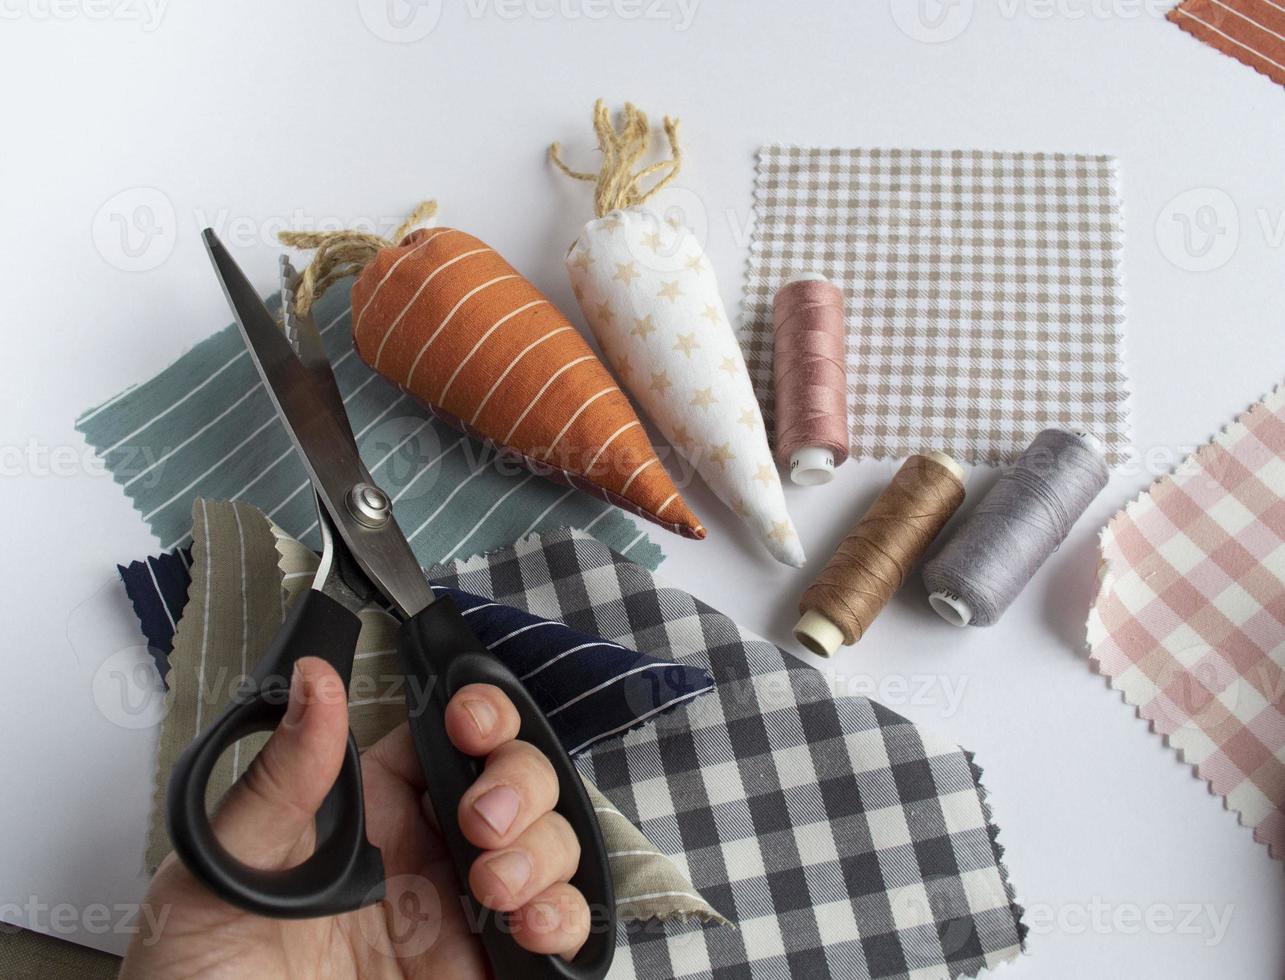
[
  {"left": 432, "top": 529, "right": 1027, "bottom": 979},
  {"left": 741, "top": 146, "right": 1131, "bottom": 467}
]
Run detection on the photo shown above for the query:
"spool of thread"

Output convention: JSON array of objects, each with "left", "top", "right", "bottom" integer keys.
[
  {"left": 923, "top": 428, "right": 1109, "bottom": 628},
  {"left": 773, "top": 274, "right": 849, "bottom": 486},
  {"left": 795, "top": 451, "right": 966, "bottom": 656}
]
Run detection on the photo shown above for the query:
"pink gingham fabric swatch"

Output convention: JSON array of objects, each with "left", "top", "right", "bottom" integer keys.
[{"left": 1087, "top": 384, "right": 1285, "bottom": 858}]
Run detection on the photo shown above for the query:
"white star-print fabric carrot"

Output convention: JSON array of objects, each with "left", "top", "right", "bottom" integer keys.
[{"left": 552, "top": 103, "right": 804, "bottom": 566}]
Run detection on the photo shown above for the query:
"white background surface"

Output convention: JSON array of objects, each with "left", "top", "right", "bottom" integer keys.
[{"left": 2, "top": 1, "right": 1283, "bottom": 975}]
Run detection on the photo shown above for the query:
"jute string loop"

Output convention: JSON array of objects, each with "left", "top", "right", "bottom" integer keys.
[
  {"left": 549, "top": 100, "right": 682, "bottom": 218},
  {"left": 278, "top": 200, "right": 439, "bottom": 315}
]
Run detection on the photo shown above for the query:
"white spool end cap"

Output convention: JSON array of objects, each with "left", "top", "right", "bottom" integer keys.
[
  {"left": 794, "top": 610, "right": 846, "bottom": 657},
  {"left": 928, "top": 591, "right": 973, "bottom": 627},
  {"left": 785, "top": 272, "right": 830, "bottom": 286},
  {"left": 923, "top": 450, "right": 965, "bottom": 484},
  {"left": 1066, "top": 427, "right": 1105, "bottom": 459},
  {"left": 790, "top": 446, "right": 836, "bottom": 486}
]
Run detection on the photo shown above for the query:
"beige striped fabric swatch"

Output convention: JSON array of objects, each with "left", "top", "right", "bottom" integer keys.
[
  {"left": 144, "top": 500, "right": 723, "bottom": 925},
  {"left": 145, "top": 499, "right": 275, "bottom": 869},
  {"left": 586, "top": 782, "right": 727, "bottom": 926}
]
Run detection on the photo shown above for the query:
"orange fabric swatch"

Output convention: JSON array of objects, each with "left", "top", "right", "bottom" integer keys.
[
  {"left": 350, "top": 227, "right": 704, "bottom": 539},
  {"left": 1169, "top": 0, "right": 1285, "bottom": 87}
]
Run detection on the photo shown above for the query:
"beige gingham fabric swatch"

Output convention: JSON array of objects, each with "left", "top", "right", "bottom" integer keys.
[
  {"left": 144, "top": 499, "right": 722, "bottom": 923},
  {"left": 740, "top": 146, "right": 1131, "bottom": 466},
  {"left": 1087, "top": 383, "right": 1285, "bottom": 858}
]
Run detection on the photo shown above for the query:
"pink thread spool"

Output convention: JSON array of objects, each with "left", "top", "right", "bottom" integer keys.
[{"left": 772, "top": 274, "right": 849, "bottom": 485}]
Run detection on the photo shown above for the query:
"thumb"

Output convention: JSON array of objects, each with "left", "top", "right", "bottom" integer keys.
[{"left": 209, "top": 656, "right": 350, "bottom": 869}]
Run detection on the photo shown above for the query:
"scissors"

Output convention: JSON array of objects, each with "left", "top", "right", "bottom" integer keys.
[{"left": 166, "top": 229, "right": 615, "bottom": 980}]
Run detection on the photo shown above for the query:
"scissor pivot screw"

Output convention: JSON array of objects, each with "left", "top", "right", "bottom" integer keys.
[{"left": 347, "top": 483, "right": 391, "bottom": 528}]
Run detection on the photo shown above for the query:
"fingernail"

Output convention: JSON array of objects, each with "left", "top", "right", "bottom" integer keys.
[
  {"left": 484, "top": 851, "right": 532, "bottom": 899},
  {"left": 283, "top": 662, "right": 306, "bottom": 728},
  {"left": 529, "top": 901, "right": 560, "bottom": 934},
  {"left": 463, "top": 698, "right": 497, "bottom": 738},
  {"left": 472, "top": 786, "right": 521, "bottom": 836}
]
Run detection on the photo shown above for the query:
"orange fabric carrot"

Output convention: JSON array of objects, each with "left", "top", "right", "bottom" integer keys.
[{"left": 285, "top": 208, "right": 703, "bottom": 539}]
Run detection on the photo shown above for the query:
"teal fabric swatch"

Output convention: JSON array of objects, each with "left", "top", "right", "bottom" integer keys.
[{"left": 75, "top": 278, "right": 664, "bottom": 569}]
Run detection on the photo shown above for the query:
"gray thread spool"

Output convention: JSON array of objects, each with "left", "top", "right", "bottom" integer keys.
[{"left": 923, "top": 429, "right": 1109, "bottom": 627}]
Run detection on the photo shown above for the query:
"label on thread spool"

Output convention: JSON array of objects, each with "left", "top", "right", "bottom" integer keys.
[
  {"left": 790, "top": 446, "right": 836, "bottom": 486},
  {"left": 928, "top": 590, "right": 973, "bottom": 627}
]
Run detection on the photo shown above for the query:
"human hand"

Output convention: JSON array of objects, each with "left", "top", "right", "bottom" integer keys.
[{"left": 119, "top": 656, "right": 591, "bottom": 979}]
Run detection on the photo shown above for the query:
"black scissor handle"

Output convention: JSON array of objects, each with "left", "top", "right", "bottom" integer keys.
[
  {"left": 399, "top": 596, "right": 616, "bottom": 980},
  {"left": 166, "top": 590, "right": 387, "bottom": 917}
]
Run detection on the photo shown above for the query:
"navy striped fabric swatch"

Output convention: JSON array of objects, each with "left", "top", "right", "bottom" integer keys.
[
  {"left": 119, "top": 550, "right": 714, "bottom": 756},
  {"left": 116, "top": 548, "right": 192, "bottom": 681},
  {"left": 426, "top": 583, "right": 712, "bottom": 754}
]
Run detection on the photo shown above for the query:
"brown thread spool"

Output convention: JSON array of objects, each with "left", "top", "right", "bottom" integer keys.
[{"left": 795, "top": 452, "right": 966, "bottom": 656}]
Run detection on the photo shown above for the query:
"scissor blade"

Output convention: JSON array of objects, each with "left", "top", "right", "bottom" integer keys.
[
  {"left": 202, "top": 229, "right": 435, "bottom": 618},
  {"left": 280, "top": 256, "right": 356, "bottom": 445}
]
